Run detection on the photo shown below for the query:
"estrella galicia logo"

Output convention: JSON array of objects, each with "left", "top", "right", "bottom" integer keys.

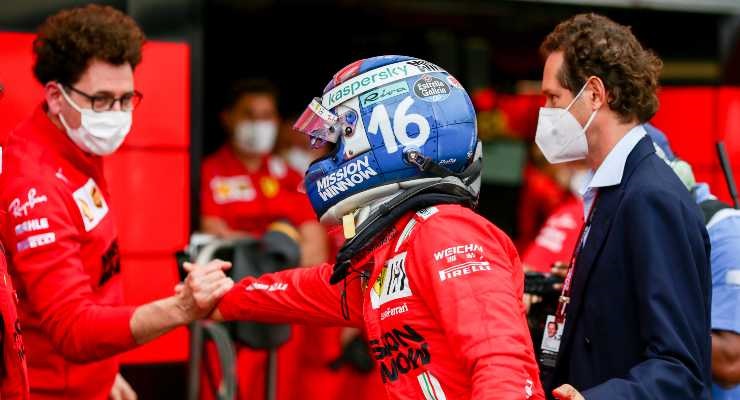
[
  {"left": 413, "top": 75, "right": 450, "bottom": 102},
  {"left": 99, "top": 240, "right": 121, "bottom": 286},
  {"left": 369, "top": 324, "right": 431, "bottom": 383}
]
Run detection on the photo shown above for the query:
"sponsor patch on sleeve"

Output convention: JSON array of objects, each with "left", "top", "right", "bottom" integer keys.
[
  {"left": 8, "top": 188, "right": 48, "bottom": 218},
  {"left": 16, "top": 232, "right": 56, "bottom": 252},
  {"left": 14, "top": 218, "right": 49, "bottom": 236},
  {"left": 438, "top": 261, "right": 492, "bottom": 282},
  {"left": 73, "top": 178, "right": 109, "bottom": 232},
  {"left": 211, "top": 175, "right": 256, "bottom": 204},
  {"left": 246, "top": 282, "right": 288, "bottom": 292}
]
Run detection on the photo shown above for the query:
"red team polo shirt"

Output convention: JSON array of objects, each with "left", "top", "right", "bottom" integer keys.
[
  {"left": 0, "top": 107, "right": 138, "bottom": 399},
  {"left": 201, "top": 145, "right": 314, "bottom": 234},
  {"left": 0, "top": 238, "right": 29, "bottom": 400}
]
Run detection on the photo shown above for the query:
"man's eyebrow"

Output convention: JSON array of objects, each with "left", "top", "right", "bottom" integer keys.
[{"left": 92, "top": 90, "right": 134, "bottom": 97}]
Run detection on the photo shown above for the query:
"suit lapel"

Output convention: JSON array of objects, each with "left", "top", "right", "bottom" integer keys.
[
  {"left": 557, "top": 136, "right": 656, "bottom": 354},
  {"left": 567, "top": 186, "right": 621, "bottom": 317}
]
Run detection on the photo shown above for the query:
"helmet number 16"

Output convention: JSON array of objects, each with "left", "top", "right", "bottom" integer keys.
[{"left": 367, "top": 96, "right": 431, "bottom": 154}]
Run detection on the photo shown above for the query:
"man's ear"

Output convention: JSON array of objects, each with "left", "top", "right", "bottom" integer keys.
[
  {"left": 45, "top": 82, "right": 64, "bottom": 115},
  {"left": 587, "top": 77, "right": 607, "bottom": 110}
]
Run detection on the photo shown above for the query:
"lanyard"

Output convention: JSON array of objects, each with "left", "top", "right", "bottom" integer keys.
[{"left": 555, "top": 191, "right": 600, "bottom": 323}]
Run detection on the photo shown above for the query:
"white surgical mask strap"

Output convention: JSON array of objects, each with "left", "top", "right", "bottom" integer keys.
[
  {"left": 58, "top": 84, "right": 84, "bottom": 113},
  {"left": 583, "top": 107, "right": 598, "bottom": 132}
]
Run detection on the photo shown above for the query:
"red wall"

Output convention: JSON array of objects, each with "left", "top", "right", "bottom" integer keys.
[
  {"left": 0, "top": 32, "right": 191, "bottom": 364},
  {"left": 651, "top": 87, "right": 740, "bottom": 204}
]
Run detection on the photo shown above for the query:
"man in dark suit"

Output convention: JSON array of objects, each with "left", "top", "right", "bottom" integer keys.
[{"left": 533, "top": 13, "right": 712, "bottom": 399}]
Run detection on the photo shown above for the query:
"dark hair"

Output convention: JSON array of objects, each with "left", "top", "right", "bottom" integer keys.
[
  {"left": 540, "top": 13, "right": 662, "bottom": 123},
  {"left": 223, "top": 79, "right": 279, "bottom": 110},
  {"left": 547, "top": 321, "right": 557, "bottom": 328},
  {"left": 33, "top": 4, "right": 145, "bottom": 85}
]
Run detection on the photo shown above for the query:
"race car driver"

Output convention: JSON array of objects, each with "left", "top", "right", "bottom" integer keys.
[
  {"left": 0, "top": 82, "right": 31, "bottom": 400},
  {"left": 200, "top": 55, "right": 545, "bottom": 400},
  {"left": 0, "top": 5, "right": 232, "bottom": 399}
]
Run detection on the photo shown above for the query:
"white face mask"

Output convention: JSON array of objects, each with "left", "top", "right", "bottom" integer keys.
[
  {"left": 535, "top": 80, "right": 598, "bottom": 164},
  {"left": 284, "top": 147, "right": 313, "bottom": 173},
  {"left": 233, "top": 120, "right": 278, "bottom": 155},
  {"left": 58, "top": 85, "right": 132, "bottom": 156}
]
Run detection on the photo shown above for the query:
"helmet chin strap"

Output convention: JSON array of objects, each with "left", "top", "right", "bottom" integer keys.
[{"left": 340, "top": 193, "right": 402, "bottom": 240}]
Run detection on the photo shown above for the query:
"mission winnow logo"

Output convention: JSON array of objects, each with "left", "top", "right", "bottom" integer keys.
[{"left": 316, "top": 155, "right": 378, "bottom": 201}]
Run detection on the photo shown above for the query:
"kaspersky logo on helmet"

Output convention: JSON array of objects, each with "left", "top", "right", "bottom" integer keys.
[
  {"left": 323, "top": 65, "right": 409, "bottom": 109},
  {"left": 322, "top": 59, "right": 444, "bottom": 109},
  {"left": 316, "top": 155, "right": 378, "bottom": 201}
]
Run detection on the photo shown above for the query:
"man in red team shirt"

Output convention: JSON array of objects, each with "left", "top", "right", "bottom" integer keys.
[
  {"left": 0, "top": 5, "right": 232, "bottom": 399},
  {"left": 201, "top": 79, "right": 328, "bottom": 266},
  {"left": 0, "top": 82, "right": 31, "bottom": 400},
  {"left": 193, "top": 55, "right": 545, "bottom": 399}
]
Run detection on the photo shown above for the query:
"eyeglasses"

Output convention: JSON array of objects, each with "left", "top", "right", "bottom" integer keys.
[{"left": 65, "top": 85, "right": 143, "bottom": 112}]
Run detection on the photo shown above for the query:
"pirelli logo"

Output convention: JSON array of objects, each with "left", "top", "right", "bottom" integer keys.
[{"left": 438, "top": 261, "right": 491, "bottom": 282}]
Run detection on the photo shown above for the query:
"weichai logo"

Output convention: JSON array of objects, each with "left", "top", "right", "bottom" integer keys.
[
  {"left": 316, "top": 155, "right": 378, "bottom": 201},
  {"left": 369, "top": 324, "right": 431, "bottom": 383}
]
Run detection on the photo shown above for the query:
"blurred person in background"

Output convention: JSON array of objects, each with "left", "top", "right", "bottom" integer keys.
[
  {"left": 200, "top": 79, "right": 328, "bottom": 266},
  {"left": 199, "top": 80, "right": 329, "bottom": 400},
  {"left": 646, "top": 123, "right": 740, "bottom": 400},
  {"left": 517, "top": 146, "right": 571, "bottom": 251},
  {"left": 0, "top": 5, "right": 232, "bottom": 399},
  {"left": 521, "top": 161, "right": 587, "bottom": 273},
  {"left": 537, "top": 13, "right": 711, "bottom": 400},
  {"left": 0, "top": 82, "right": 30, "bottom": 400}
]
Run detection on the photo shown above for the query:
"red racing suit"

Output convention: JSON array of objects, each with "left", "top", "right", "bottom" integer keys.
[
  {"left": 0, "top": 106, "right": 138, "bottom": 399},
  {"left": 0, "top": 239, "right": 29, "bottom": 400},
  {"left": 218, "top": 204, "right": 544, "bottom": 400}
]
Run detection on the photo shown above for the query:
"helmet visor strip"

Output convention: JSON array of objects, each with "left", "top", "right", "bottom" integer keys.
[{"left": 293, "top": 98, "right": 345, "bottom": 149}]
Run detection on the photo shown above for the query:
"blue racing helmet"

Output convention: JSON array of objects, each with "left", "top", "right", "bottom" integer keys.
[{"left": 294, "top": 55, "right": 480, "bottom": 224}]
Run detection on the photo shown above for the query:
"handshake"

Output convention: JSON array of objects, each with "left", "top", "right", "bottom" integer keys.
[{"left": 174, "top": 259, "right": 234, "bottom": 323}]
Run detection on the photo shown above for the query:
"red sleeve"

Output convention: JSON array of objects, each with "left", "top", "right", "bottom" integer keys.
[
  {"left": 200, "top": 157, "right": 223, "bottom": 218},
  {"left": 2, "top": 178, "right": 136, "bottom": 363},
  {"left": 409, "top": 209, "right": 544, "bottom": 400},
  {"left": 217, "top": 262, "right": 362, "bottom": 328}
]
